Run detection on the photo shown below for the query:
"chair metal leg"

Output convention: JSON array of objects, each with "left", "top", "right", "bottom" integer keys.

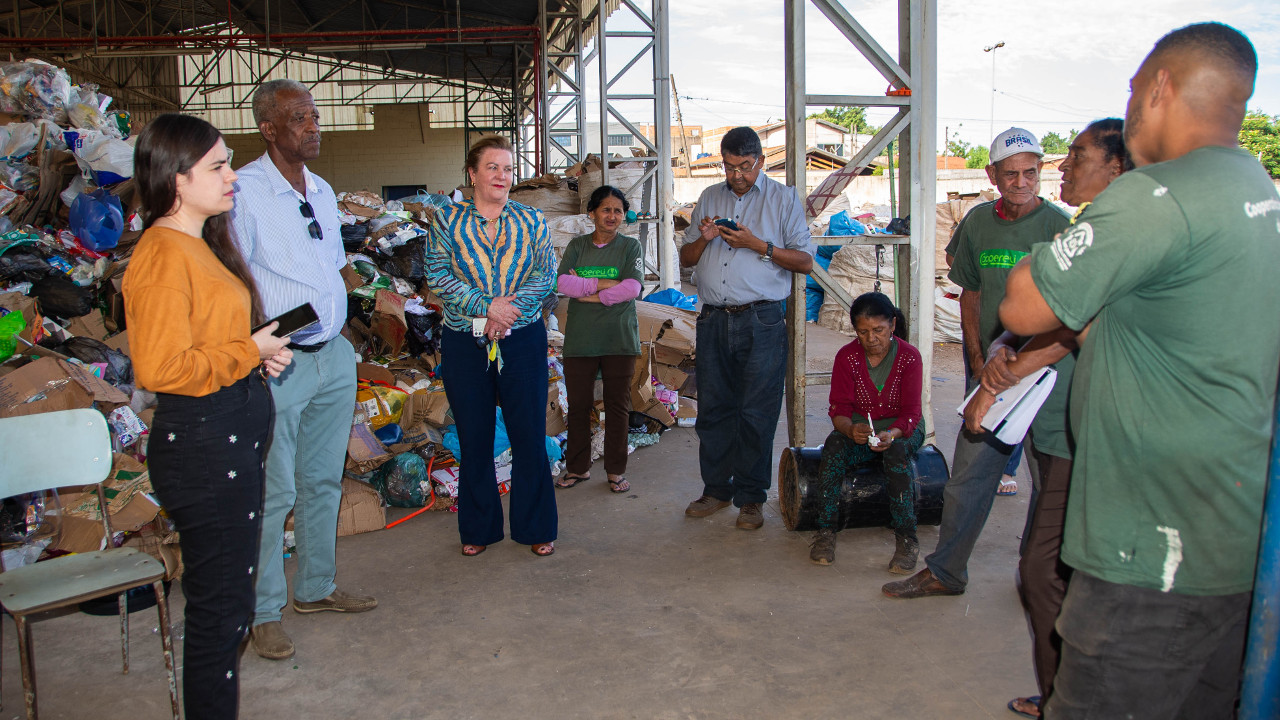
[
  {"left": 119, "top": 591, "right": 130, "bottom": 674},
  {"left": 154, "top": 581, "right": 180, "bottom": 720},
  {"left": 14, "top": 615, "right": 37, "bottom": 720}
]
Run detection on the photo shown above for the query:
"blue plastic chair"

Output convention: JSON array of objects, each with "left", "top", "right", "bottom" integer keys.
[{"left": 0, "top": 409, "right": 178, "bottom": 720}]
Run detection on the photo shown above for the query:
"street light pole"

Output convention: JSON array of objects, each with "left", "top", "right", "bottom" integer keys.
[{"left": 984, "top": 41, "right": 1005, "bottom": 141}]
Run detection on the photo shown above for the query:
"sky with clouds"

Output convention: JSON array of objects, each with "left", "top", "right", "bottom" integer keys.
[{"left": 651, "top": 0, "right": 1280, "bottom": 149}]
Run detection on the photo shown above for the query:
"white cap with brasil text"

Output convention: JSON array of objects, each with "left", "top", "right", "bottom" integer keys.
[{"left": 989, "top": 127, "right": 1044, "bottom": 164}]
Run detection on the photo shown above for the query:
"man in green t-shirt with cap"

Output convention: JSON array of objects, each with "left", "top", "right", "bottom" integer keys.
[
  {"left": 1001, "top": 22, "right": 1279, "bottom": 718},
  {"left": 882, "top": 127, "right": 1070, "bottom": 599}
]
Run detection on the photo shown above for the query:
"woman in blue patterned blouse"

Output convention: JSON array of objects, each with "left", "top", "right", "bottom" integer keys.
[{"left": 424, "top": 134, "right": 559, "bottom": 558}]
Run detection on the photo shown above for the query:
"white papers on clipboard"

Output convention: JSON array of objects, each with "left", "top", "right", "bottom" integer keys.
[{"left": 957, "top": 367, "right": 1058, "bottom": 445}]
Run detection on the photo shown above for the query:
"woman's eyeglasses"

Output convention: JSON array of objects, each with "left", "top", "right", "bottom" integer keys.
[{"left": 299, "top": 200, "right": 323, "bottom": 240}]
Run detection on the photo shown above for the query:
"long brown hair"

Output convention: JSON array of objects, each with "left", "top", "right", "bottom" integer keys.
[{"left": 134, "top": 113, "right": 265, "bottom": 325}]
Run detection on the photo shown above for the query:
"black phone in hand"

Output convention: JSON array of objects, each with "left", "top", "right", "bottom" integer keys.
[
  {"left": 714, "top": 218, "right": 740, "bottom": 232},
  {"left": 252, "top": 303, "right": 320, "bottom": 338}
]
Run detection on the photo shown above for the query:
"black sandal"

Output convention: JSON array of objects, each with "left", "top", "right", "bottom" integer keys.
[
  {"left": 555, "top": 473, "right": 589, "bottom": 489},
  {"left": 607, "top": 475, "right": 630, "bottom": 493}
]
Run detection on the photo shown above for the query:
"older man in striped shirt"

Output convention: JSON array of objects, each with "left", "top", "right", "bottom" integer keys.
[{"left": 231, "top": 79, "right": 377, "bottom": 662}]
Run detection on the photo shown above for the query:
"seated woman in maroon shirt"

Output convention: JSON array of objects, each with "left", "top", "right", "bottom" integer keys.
[{"left": 809, "top": 292, "right": 924, "bottom": 572}]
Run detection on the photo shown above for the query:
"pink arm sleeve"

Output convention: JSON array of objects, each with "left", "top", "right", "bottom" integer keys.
[
  {"left": 598, "top": 278, "right": 642, "bottom": 306},
  {"left": 557, "top": 274, "right": 598, "bottom": 298}
]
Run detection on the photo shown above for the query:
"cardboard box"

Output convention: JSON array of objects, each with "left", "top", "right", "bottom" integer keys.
[
  {"left": 630, "top": 343, "right": 654, "bottom": 407},
  {"left": 546, "top": 382, "right": 567, "bottom": 436},
  {"left": 103, "top": 331, "right": 129, "bottom": 356},
  {"left": 356, "top": 362, "right": 396, "bottom": 387},
  {"left": 48, "top": 454, "right": 162, "bottom": 554},
  {"left": 63, "top": 310, "right": 110, "bottom": 340},
  {"left": 652, "top": 362, "right": 688, "bottom": 391},
  {"left": 401, "top": 388, "right": 450, "bottom": 427},
  {"left": 676, "top": 396, "right": 698, "bottom": 419},
  {"left": 346, "top": 422, "right": 391, "bottom": 474},
  {"left": 340, "top": 263, "right": 365, "bottom": 293},
  {"left": 369, "top": 289, "right": 409, "bottom": 357},
  {"left": 337, "top": 478, "right": 386, "bottom": 536},
  {"left": 0, "top": 357, "right": 130, "bottom": 418}
]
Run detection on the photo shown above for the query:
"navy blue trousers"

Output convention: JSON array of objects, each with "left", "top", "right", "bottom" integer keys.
[{"left": 441, "top": 322, "right": 557, "bottom": 546}]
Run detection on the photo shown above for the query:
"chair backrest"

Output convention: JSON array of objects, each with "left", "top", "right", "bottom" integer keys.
[{"left": 0, "top": 409, "right": 113, "bottom": 498}]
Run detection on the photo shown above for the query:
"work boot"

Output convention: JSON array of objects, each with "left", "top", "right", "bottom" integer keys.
[
  {"left": 250, "top": 621, "right": 295, "bottom": 660},
  {"left": 292, "top": 588, "right": 379, "bottom": 614},
  {"left": 810, "top": 529, "right": 836, "bottom": 565},
  {"left": 736, "top": 502, "right": 764, "bottom": 530},
  {"left": 888, "top": 535, "right": 919, "bottom": 575},
  {"left": 684, "top": 495, "right": 731, "bottom": 518}
]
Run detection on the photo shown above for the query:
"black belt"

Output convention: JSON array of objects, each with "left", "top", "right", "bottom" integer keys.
[
  {"left": 705, "top": 299, "right": 778, "bottom": 313},
  {"left": 287, "top": 339, "right": 329, "bottom": 353}
]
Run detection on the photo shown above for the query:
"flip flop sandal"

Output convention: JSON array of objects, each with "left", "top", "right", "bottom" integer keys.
[
  {"left": 461, "top": 544, "right": 487, "bottom": 557},
  {"left": 1007, "top": 695, "right": 1041, "bottom": 719},
  {"left": 608, "top": 476, "right": 630, "bottom": 493},
  {"left": 555, "top": 473, "right": 590, "bottom": 489},
  {"left": 997, "top": 478, "right": 1018, "bottom": 496},
  {"left": 531, "top": 542, "right": 555, "bottom": 557}
]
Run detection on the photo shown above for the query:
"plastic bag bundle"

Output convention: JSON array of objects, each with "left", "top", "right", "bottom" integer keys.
[
  {"left": 405, "top": 304, "right": 441, "bottom": 356},
  {"left": 369, "top": 452, "right": 433, "bottom": 508},
  {"left": 53, "top": 336, "right": 134, "bottom": 390},
  {"left": 63, "top": 129, "right": 134, "bottom": 185},
  {"left": 374, "top": 239, "right": 426, "bottom": 281},
  {"left": 340, "top": 222, "right": 368, "bottom": 251},
  {"left": 0, "top": 308, "right": 25, "bottom": 361},
  {"left": 30, "top": 273, "right": 93, "bottom": 319},
  {"left": 0, "top": 62, "right": 72, "bottom": 121},
  {"left": 0, "top": 245, "right": 51, "bottom": 282},
  {"left": 356, "top": 383, "right": 407, "bottom": 430}
]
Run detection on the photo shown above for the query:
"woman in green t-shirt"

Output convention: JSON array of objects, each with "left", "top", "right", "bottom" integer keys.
[{"left": 554, "top": 185, "right": 645, "bottom": 493}]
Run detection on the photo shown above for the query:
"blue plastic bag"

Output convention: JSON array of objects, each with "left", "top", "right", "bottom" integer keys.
[
  {"left": 69, "top": 188, "right": 123, "bottom": 251},
  {"left": 642, "top": 288, "right": 697, "bottom": 311}
]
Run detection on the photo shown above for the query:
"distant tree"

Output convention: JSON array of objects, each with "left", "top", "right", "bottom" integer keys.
[
  {"left": 1240, "top": 110, "right": 1280, "bottom": 177},
  {"left": 945, "top": 127, "right": 971, "bottom": 158},
  {"left": 966, "top": 146, "right": 989, "bottom": 169},
  {"left": 1039, "top": 131, "right": 1071, "bottom": 155},
  {"left": 808, "top": 106, "right": 876, "bottom": 135}
]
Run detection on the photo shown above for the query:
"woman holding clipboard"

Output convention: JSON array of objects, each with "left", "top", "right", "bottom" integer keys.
[{"left": 123, "top": 113, "right": 293, "bottom": 720}]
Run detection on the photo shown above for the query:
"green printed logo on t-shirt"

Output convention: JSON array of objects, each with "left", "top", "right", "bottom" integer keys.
[
  {"left": 575, "top": 266, "right": 619, "bottom": 279},
  {"left": 978, "top": 249, "right": 1029, "bottom": 269}
]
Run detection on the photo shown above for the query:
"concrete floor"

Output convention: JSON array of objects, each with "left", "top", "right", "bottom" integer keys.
[{"left": 7, "top": 334, "right": 1040, "bottom": 720}]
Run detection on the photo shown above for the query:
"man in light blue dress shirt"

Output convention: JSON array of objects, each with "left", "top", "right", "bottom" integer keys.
[
  {"left": 231, "top": 79, "right": 376, "bottom": 661},
  {"left": 680, "top": 127, "right": 813, "bottom": 529}
]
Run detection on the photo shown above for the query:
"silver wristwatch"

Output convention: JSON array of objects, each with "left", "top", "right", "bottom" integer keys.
[{"left": 761, "top": 242, "right": 775, "bottom": 262}]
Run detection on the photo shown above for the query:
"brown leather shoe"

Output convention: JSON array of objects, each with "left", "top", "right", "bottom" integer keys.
[
  {"left": 736, "top": 502, "right": 764, "bottom": 530},
  {"left": 250, "top": 621, "right": 295, "bottom": 660},
  {"left": 684, "top": 495, "right": 731, "bottom": 518},
  {"left": 810, "top": 529, "right": 836, "bottom": 565},
  {"left": 881, "top": 568, "right": 964, "bottom": 598},
  {"left": 292, "top": 589, "right": 378, "bottom": 614}
]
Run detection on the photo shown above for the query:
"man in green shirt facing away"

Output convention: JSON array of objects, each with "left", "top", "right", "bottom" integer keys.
[{"left": 1001, "top": 22, "right": 1279, "bottom": 718}]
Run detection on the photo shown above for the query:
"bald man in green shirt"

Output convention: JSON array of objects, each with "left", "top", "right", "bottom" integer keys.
[{"left": 1001, "top": 23, "right": 1279, "bottom": 718}]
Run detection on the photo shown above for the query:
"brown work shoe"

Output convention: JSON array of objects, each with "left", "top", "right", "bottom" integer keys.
[
  {"left": 888, "top": 535, "right": 919, "bottom": 575},
  {"left": 810, "top": 529, "right": 836, "bottom": 565},
  {"left": 250, "top": 621, "right": 295, "bottom": 660},
  {"left": 736, "top": 502, "right": 764, "bottom": 530},
  {"left": 684, "top": 495, "right": 731, "bottom": 518},
  {"left": 881, "top": 568, "right": 964, "bottom": 599},
  {"left": 292, "top": 588, "right": 379, "bottom": 614}
]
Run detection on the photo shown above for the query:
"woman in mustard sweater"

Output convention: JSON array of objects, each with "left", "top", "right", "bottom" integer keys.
[{"left": 123, "top": 114, "right": 292, "bottom": 720}]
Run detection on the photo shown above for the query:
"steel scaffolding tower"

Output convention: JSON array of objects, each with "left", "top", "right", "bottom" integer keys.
[{"left": 783, "top": 0, "right": 937, "bottom": 447}]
